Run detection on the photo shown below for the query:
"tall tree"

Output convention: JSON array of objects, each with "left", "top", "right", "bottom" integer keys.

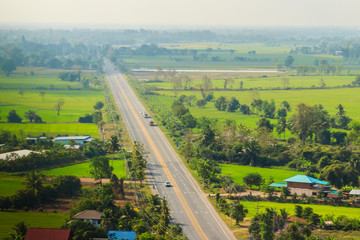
[
  {"left": 39, "top": 91, "right": 46, "bottom": 102},
  {"left": 1, "top": 58, "right": 16, "bottom": 76},
  {"left": 290, "top": 103, "right": 314, "bottom": 144},
  {"left": 108, "top": 135, "right": 121, "bottom": 167},
  {"left": 231, "top": 202, "right": 248, "bottom": 225},
  {"left": 54, "top": 98, "right": 65, "bottom": 115},
  {"left": 90, "top": 156, "right": 113, "bottom": 183},
  {"left": 23, "top": 171, "right": 44, "bottom": 196},
  {"left": 7, "top": 110, "right": 22, "bottom": 123}
]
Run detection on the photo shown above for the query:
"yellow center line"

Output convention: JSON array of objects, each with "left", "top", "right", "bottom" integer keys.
[{"left": 113, "top": 74, "right": 208, "bottom": 240}]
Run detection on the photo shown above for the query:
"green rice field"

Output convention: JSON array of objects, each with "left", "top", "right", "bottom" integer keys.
[
  {"left": 220, "top": 164, "right": 299, "bottom": 186},
  {"left": 0, "top": 173, "right": 24, "bottom": 197},
  {"left": 0, "top": 123, "right": 99, "bottom": 137},
  {"left": 0, "top": 89, "right": 103, "bottom": 123},
  {"left": 241, "top": 201, "right": 360, "bottom": 219},
  {"left": 0, "top": 212, "right": 68, "bottom": 239},
  {"left": 41, "top": 159, "right": 127, "bottom": 179}
]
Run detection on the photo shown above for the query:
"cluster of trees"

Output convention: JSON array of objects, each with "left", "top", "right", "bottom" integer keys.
[
  {"left": 249, "top": 207, "right": 315, "bottom": 240},
  {"left": 296, "top": 59, "right": 342, "bottom": 76},
  {"left": 78, "top": 101, "right": 104, "bottom": 123},
  {"left": 0, "top": 172, "right": 81, "bottom": 210},
  {"left": 58, "top": 71, "right": 81, "bottom": 82},
  {"left": 65, "top": 183, "right": 186, "bottom": 240},
  {"left": 0, "top": 36, "right": 98, "bottom": 77},
  {"left": 4, "top": 109, "right": 43, "bottom": 123},
  {"left": 0, "top": 138, "right": 112, "bottom": 172}
]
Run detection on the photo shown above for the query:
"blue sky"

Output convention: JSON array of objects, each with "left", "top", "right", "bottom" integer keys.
[{"left": 0, "top": 0, "right": 359, "bottom": 27}]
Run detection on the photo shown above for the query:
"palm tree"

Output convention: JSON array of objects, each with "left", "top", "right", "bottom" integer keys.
[
  {"left": 108, "top": 135, "right": 121, "bottom": 167},
  {"left": 242, "top": 140, "right": 260, "bottom": 166},
  {"left": 23, "top": 171, "right": 44, "bottom": 196}
]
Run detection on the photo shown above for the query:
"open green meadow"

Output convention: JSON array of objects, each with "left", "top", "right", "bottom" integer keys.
[
  {"left": 240, "top": 201, "right": 360, "bottom": 219},
  {"left": 0, "top": 123, "right": 98, "bottom": 137},
  {"left": 41, "top": 159, "right": 127, "bottom": 178},
  {"left": 0, "top": 89, "right": 103, "bottom": 123},
  {"left": 0, "top": 211, "right": 68, "bottom": 239},
  {"left": 220, "top": 164, "right": 299, "bottom": 185},
  {"left": 0, "top": 173, "right": 24, "bottom": 197}
]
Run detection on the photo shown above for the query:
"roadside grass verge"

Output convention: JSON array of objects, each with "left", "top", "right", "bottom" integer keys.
[
  {"left": 0, "top": 211, "right": 68, "bottom": 239},
  {"left": 0, "top": 123, "right": 99, "bottom": 137},
  {"left": 220, "top": 164, "right": 299, "bottom": 186}
]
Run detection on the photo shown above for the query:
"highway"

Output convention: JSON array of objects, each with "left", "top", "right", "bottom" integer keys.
[{"left": 104, "top": 59, "right": 236, "bottom": 240}]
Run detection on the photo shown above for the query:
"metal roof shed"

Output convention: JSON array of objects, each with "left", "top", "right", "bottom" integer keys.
[{"left": 349, "top": 189, "right": 360, "bottom": 196}]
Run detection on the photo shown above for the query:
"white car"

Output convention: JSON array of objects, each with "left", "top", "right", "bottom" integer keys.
[{"left": 165, "top": 181, "right": 171, "bottom": 187}]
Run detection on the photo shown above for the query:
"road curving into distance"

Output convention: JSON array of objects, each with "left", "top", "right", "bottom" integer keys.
[{"left": 104, "top": 59, "right": 237, "bottom": 240}]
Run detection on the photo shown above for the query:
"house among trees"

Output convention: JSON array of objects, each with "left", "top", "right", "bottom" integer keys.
[
  {"left": 25, "top": 228, "right": 72, "bottom": 240},
  {"left": 270, "top": 175, "right": 331, "bottom": 197},
  {"left": 25, "top": 136, "right": 47, "bottom": 145},
  {"left": 0, "top": 149, "right": 39, "bottom": 161},
  {"left": 71, "top": 210, "right": 103, "bottom": 228},
  {"left": 53, "top": 136, "right": 94, "bottom": 147}
]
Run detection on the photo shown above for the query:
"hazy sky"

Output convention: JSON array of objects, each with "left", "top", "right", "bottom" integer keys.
[{"left": 1, "top": 0, "right": 359, "bottom": 27}]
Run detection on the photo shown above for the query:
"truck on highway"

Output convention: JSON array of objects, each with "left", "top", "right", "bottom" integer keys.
[{"left": 149, "top": 119, "right": 155, "bottom": 126}]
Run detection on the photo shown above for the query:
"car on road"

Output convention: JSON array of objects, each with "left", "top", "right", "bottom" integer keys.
[{"left": 165, "top": 181, "right": 171, "bottom": 187}]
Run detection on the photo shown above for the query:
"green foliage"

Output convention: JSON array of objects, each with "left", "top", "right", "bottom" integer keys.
[
  {"left": 7, "top": 110, "right": 22, "bottom": 123},
  {"left": 24, "top": 110, "right": 43, "bottom": 123},
  {"left": 1, "top": 59, "right": 16, "bottom": 76},
  {"left": 90, "top": 156, "right": 113, "bottom": 180},
  {"left": 215, "top": 96, "right": 227, "bottom": 111},
  {"left": 231, "top": 202, "right": 248, "bottom": 224},
  {"left": 243, "top": 173, "right": 262, "bottom": 189},
  {"left": 51, "top": 175, "right": 82, "bottom": 197},
  {"left": 93, "top": 101, "right": 104, "bottom": 110}
]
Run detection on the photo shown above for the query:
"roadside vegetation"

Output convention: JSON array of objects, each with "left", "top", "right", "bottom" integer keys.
[{"left": 110, "top": 38, "right": 360, "bottom": 239}]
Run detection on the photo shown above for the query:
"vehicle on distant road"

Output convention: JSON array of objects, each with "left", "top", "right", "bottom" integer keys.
[
  {"left": 165, "top": 181, "right": 171, "bottom": 187},
  {"left": 149, "top": 119, "right": 155, "bottom": 126},
  {"left": 143, "top": 112, "right": 149, "bottom": 118}
]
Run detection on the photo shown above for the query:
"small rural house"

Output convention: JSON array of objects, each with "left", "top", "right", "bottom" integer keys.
[
  {"left": 349, "top": 189, "right": 360, "bottom": 197},
  {"left": 0, "top": 149, "right": 39, "bottom": 161},
  {"left": 25, "top": 136, "right": 47, "bottom": 145},
  {"left": 270, "top": 175, "right": 330, "bottom": 197},
  {"left": 25, "top": 228, "right": 72, "bottom": 240},
  {"left": 53, "top": 136, "right": 94, "bottom": 146},
  {"left": 72, "top": 210, "right": 103, "bottom": 228}
]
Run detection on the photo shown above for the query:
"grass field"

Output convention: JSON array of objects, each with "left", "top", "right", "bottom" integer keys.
[
  {"left": 41, "top": 159, "right": 127, "bottom": 179},
  {"left": 220, "top": 164, "right": 299, "bottom": 186},
  {"left": 0, "top": 89, "right": 104, "bottom": 122},
  {"left": 0, "top": 173, "right": 24, "bottom": 197},
  {"left": 0, "top": 211, "right": 68, "bottom": 239},
  {"left": 0, "top": 123, "right": 99, "bottom": 137},
  {"left": 240, "top": 201, "right": 360, "bottom": 219},
  {"left": 0, "top": 74, "right": 81, "bottom": 89}
]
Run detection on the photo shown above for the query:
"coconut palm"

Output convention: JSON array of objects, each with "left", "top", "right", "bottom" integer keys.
[{"left": 23, "top": 171, "right": 44, "bottom": 196}]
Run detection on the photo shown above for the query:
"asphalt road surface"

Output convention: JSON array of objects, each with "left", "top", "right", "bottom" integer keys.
[{"left": 104, "top": 59, "right": 236, "bottom": 240}]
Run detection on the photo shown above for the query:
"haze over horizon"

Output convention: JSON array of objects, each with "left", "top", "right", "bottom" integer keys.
[{"left": 1, "top": 0, "right": 359, "bottom": 28}]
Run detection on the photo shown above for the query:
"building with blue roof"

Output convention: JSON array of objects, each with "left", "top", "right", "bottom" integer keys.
[
  {"left": 270, "top": 175, "right": 332, "bottom": 197},
  {"left": 108, "top": 231, "right": 136, "bottom": 240},
  {"left": 53, "top": 136, "right": 94, "bottom": 146}
]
